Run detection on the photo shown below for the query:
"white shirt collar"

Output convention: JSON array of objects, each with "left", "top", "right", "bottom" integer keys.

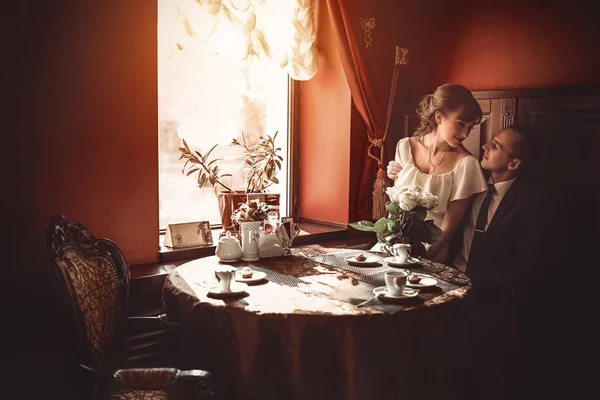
[{"left": 488, "top": 176, "right": 517, "bottom": 198}]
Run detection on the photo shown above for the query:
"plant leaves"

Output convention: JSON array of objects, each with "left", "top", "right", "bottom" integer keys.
[
  {"left": 373, "top": 218, "right": 389, "bottom": 235},
  {"left": 386, "top": 202, "right": 400, "bottom": 214},
  {"left": 348, "top": 221, "right": 375, "bottom": 232},
  {"left": 185, "top": 167, "right": 200, "bottom": 176},
  {"left": 182, "top": 138, "right": 191, "bottom": 153}
]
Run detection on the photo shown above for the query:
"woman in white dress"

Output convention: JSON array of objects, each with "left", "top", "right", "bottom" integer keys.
[{"left": 387, "top": 83, "right": 487, "bottom": 262}]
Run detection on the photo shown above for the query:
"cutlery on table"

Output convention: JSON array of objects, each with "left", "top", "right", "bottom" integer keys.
[{"left": 356, "top": 296, "right": 379, "bottom": 308}]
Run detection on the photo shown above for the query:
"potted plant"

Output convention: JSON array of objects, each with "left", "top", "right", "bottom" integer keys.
[{"left": 178, "top": 131, "right": 283, "bottom": 229}]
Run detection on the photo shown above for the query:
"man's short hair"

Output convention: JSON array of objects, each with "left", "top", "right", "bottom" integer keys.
[{"left": 503, "top": 123, "right": 540, "bottom": 164}]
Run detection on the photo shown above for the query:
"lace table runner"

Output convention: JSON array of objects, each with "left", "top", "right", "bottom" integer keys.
[{"left": 235, "top": 250, "right": 461, "bottom": 314}]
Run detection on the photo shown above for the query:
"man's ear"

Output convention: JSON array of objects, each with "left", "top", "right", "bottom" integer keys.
[{"left": 508, "top": 158, "right": 521, "bottom": 171}]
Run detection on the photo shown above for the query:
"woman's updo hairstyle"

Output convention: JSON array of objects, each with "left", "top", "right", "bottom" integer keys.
[{"left": 415, "top": 83, "right": 482, "bottom": 136}]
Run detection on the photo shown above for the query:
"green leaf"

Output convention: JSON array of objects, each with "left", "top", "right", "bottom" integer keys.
[
  {"left": 373, "top": 218, "right": 389, "bottom": 235},
  {"left": 348, "top": 221, "right": 375, "bottom": 232},
  {"left": 386, "top": 202, "right": 400, "bottom": 214},
  {"left": 387, "top": 220, "right": 398, "bottom": 232}
]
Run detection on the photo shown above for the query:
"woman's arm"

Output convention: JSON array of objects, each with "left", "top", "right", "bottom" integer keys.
[
  {"left": 387, "top": 161, "right": 402, "bottom": 180},
  {"left": 426, "top": 197, "right": 471, "bottom": 262}
]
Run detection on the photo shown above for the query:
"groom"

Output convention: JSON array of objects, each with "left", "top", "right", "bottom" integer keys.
[
  {"left": 448, "top": 123, "right": 543, "bottom": 285},
  {"left": 447, "top": 123, "right": 549, "bottom": 399}
]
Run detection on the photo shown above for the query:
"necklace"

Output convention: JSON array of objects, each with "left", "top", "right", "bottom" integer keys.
[{"left": 428, "top": 135, "right": 451, "bottom": 173}]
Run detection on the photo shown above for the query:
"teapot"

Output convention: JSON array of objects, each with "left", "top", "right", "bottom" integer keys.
[{"left": 215, "top": 231, "right": 242, "bottom": 262}]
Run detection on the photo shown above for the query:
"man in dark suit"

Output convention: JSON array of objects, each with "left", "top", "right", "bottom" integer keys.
[
  {"left": 447, "top": 124, "right": 547, "bottom": 400},
  {"left": 451, "top": 123, "right": 542, "bottom": 285}
]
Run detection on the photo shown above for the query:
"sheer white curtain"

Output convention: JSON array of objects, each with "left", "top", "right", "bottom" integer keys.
[{"left": 174, "top": 0, "right": 318, "bottom": 81}]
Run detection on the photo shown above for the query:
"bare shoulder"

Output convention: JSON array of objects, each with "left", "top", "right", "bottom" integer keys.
[
  {"left": 409, "top": 135, "right": 426, "bottom": 148},
  {"left": 454, "top": 146, "right": 475, "bottom": 162}
]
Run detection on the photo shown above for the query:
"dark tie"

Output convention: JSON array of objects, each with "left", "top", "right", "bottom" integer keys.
[{"left": 467, "top": 183, "right": 495, "bottom": 270}]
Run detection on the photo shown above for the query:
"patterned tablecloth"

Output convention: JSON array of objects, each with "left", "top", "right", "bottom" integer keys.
[{"left": 163, "top": 245, "right": 472, "bottom": 400}]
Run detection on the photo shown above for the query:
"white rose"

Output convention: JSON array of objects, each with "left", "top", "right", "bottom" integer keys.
[
  {"left": 385, "top": 185, "right": 403, "bottom": 203},
  {"left": 418, "top": 191, "right": 439, "bottom": 210},
  {"left": 398, "top": 190, "right": 420, "bottom": 211},
  {"left": 407, "top": 185, "right": 422, "bottom": 195}
]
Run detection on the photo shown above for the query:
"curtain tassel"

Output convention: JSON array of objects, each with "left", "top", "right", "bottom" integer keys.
[{"left": 372, "top": 166, "right": 387, "bottom": 220}]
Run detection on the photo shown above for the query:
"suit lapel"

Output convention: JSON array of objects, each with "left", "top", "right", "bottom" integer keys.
[{"left": 485, "top": 178, "right": 523, "bottom": 234}]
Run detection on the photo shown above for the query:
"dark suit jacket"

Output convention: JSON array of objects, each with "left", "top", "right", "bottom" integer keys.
[{"left": 447, "top": 176, "right": 545, "bottom": 293}]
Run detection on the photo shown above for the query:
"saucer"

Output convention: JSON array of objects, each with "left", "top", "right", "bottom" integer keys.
[
  {"left": 373, "top": 286, "right": 419, "bottom": 301},
  {"left": 346, "top": 255, "right": 381, "bottom": 266},
  {"left": 235, "top": 270, "right": 267, "bottom": 283},
  {"left": 207, "top": 282, "right": 248, "bottom": 298},
  {"left": 384, "top": 256, "right": 420, "bottom": 268},
  {"left": 406, "top": 276, "right": 437, "bottom": 288}
]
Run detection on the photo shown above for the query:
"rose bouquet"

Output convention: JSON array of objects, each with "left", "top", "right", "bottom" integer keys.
[{"left": 349, "top": 185, "right": 443, "bottom": 257}]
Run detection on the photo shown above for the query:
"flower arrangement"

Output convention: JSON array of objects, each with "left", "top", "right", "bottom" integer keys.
[
  {"left": 349, "top": 185, "right": 443, "bottom": 256},
  {"left": 232, "top": 198, "right": 270, "bottom": 224}
]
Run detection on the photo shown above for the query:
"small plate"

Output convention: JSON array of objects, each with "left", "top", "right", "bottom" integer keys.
[
  {"left": 406, "top": 276, "right": 437, "bottom": 288},
  {"left": 373, "top": 286, "right": 419, "bottom": 301},
  {"left": 235, "top": 270, "right": 267, "bottom": 283},
  {"left": 384, "top": 256, "right": 420, "bottom": 268},
  {"left": 207, "top": 282, "right": 248, "bottom": 298},
  {"left": 346, "top": 256, "right": 381, "bottom": 266}
]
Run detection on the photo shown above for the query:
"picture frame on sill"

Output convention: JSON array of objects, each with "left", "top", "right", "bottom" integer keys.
[{"left": 164, "top": 221, "right": 213, "bottom": 248}]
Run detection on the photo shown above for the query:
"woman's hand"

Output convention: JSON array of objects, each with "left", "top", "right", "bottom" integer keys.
[
  {"left": 387, "top": 161, "right": 402, "bottom": 180},
  {"left": 427, "top": 197, "right": 471, "bottom": 263}
]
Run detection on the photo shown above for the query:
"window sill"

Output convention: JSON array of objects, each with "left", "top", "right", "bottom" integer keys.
[{"left": 155, "top": 220, "right": 374, "bottom": 264}]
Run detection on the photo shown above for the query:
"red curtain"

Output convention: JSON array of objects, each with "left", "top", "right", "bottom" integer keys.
[{"left": 325, "top": 0, "right": 406, "bottom": 221}]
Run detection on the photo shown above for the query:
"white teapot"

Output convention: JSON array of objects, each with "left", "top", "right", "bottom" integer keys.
[{"left": 215, "top": 231, "right": 242, "bottom": 262}]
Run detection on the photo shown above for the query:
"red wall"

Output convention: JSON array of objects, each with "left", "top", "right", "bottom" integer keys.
[
  {"left": 15, "top": 0, "right": 159, "bottom": 279},
  {"left": 430, "top": 1, "right": 600, "bottom": 91}
]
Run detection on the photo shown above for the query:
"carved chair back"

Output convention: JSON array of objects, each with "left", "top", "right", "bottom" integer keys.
[{"left": 48, "top": 215, "right": 130, "bottom": 392}]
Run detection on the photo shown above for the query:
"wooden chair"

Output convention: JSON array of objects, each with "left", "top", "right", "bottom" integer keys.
[{"left": 47, "top": 215, "right": 215, "bottom": 400}]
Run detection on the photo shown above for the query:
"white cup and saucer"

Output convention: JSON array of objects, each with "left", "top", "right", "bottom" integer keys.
[
  {"left": 373, "top": 270, "right": 419, "bottom": 302},
  {"left": 384, "top": 243, "right": 418, "bottom": 268},
  {"left": 208, "top": 267, "right": 248, "bottom": 298}
]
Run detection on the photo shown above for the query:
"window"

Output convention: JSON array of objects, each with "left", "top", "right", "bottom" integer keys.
[{"left": 158, "top": 1, "right": 291, "bottom": 230}]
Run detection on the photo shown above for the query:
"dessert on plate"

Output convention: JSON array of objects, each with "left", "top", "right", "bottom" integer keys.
[
  {"left": 240, "top": 267, "right": 254, "bottom": 278},
  {"left": 408, "top": 273, "right": 421, "bottom": 284},
  {"left": 355, "top": 253, "right": 367, "bottom": 262}
]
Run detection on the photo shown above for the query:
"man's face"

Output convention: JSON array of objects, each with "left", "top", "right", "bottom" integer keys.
[{"left": 481, "top": 129, "right": 522, "bottom": 172}]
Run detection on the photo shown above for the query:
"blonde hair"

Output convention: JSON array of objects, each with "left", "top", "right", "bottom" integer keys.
[{"left": 415, "top": 83, "right": 482, "bottom": 136}]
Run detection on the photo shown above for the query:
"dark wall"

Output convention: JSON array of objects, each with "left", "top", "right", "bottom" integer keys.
[
  {"left": 10, "top": 1, "right": 158, "bottom": 397},
  {"left": 424, "top": 0, "right": 599, "bottom": 92}
]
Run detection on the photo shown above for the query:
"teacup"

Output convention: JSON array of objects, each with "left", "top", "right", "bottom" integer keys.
[
  {"left": 384, "top": 270, "right": 408, "bottom": 296},
  {"left": 391, "top": 243, "right": 412, "bottom": 264},
  {"left": 214, "top": 267, "right": 236, "bottom": 293}
]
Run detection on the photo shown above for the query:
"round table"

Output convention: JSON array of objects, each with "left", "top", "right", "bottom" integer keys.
[{"left": 163, "top": 246, "right": 472, "bottom": 400}]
